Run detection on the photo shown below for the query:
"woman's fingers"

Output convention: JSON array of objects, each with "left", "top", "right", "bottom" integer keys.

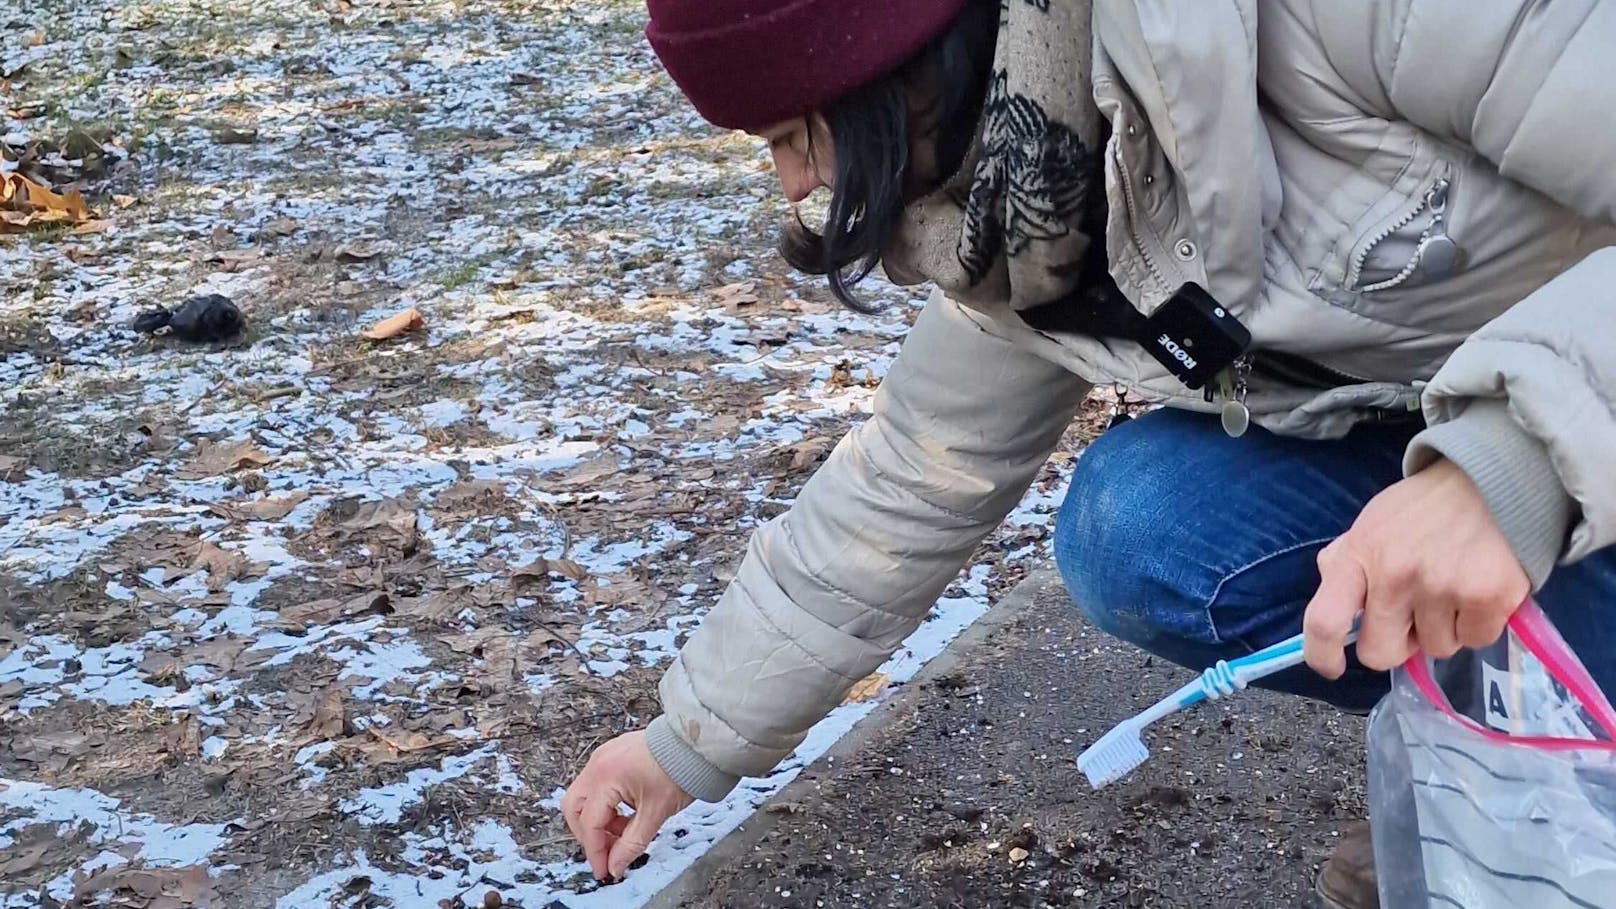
[
  {"left": 1304, "top": 542, "right": 1367, "bottom": 679},
  {"left": 1301, "top": 462, "right": 1532, "bottom": 679},
  {"left": 578, "top": 789, "right": 623, "bottom": 880},
  {"left": 562, "top": 730, "right": 694, "bottom": 881},
  {"left": 562, "top": 777, "right": 632, "bottom": 880},
  {"left": 608, "top": 801, "right": 670, "bottom": 879},
  {"left": 560, "top": 785, "right": 587, "bottom": 853},
  {"left": 1356, "top": 566, "right": 1417, "bottom": 672},
  {"left": 1412, "top": 582, "right": 1462, "bottom": 659}
]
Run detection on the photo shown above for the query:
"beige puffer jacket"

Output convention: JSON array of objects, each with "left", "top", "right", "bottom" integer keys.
[{"left": 648, "top": 0, "right": 1616, "bottom": 801}]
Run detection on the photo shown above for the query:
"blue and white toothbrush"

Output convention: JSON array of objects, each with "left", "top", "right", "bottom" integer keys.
[{"left": 1077, "top": 624, "right": 1359, "bottom": 788}]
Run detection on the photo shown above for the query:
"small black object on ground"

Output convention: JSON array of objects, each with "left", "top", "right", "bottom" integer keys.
[{"left": 132, "top": 293, "right": 245, "bottom": 342}]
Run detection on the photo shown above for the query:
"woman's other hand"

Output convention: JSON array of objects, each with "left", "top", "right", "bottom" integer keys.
[
  {"left": 1303, "top": 458, "right": 1531, "bottom": 678},
  {"left": 561, "top": 730, "right": 694, "bottom": 880}
]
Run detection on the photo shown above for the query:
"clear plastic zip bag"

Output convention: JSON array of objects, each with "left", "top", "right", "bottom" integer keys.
[{"left": 1369, "top": 600, "right": 1616, "bottom": 908}]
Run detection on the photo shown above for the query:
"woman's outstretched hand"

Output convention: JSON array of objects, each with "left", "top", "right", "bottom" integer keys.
[
  {"left": 562, "top": 730, "right": 694, "bottom": 880},
  {"left": 1303, "top": 457, "right": 1531, "bottom": 678}
]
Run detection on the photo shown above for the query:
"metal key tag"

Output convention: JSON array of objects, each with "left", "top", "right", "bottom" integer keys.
[
  {"left": 1220, "top": 399, "right": 1250, "bottom": 438},
  {"left": 1414, "top": 182, "right": 1466, "bottom": 281},
  {"left": 1415, "top": 233, "right": 1464, "bottom": 280},
  {"left": 1106, "top": 383, "right": 1133, "bottom": 429},
  {"left": 1217, "top": 367, "right": 1250, "bottom": 438}
]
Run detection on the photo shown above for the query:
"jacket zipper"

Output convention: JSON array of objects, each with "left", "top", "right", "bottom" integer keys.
[
  {"left": 1248, "top": 349, "right": 1368, "bottom": 389},
  {"left": 1220, "top": 350, "right": 1423, "bottom": 434},
  {"left": 1214, "top": 350, "right": 1369, "bottom": 438},
  {"left": 1113, "top": 146, "right": 1172, "bottom": 294},
  {"left": 1348, "top": 177, "right": 1456, "bottom": 292}
]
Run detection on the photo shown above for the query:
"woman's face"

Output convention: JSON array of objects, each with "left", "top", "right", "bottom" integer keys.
[{"left": 755, "top": 116, "right": 835, "bottom": 203}]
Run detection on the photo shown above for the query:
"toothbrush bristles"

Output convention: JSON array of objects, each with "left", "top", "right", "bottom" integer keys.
[{"left": 1076, "top": 727, "right": 1150, "bottom": 789}]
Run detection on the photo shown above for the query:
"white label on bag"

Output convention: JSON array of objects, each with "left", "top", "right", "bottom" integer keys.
[{"left": 1482, "top": 661, "right": 1517, "bottom": 733}]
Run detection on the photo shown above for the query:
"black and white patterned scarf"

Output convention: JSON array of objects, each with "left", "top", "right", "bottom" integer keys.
[{"left": 883, "top": 0, "right": 1112, "bottom": 320}]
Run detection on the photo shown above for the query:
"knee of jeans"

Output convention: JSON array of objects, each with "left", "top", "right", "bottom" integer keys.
[{"left": 1053, "top": 424, "right": 1215, "bottom": 650}]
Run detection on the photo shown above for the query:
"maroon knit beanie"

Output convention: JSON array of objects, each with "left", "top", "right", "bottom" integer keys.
[{"left": 646, "top": 0, "right": 971, "bottom": 132}]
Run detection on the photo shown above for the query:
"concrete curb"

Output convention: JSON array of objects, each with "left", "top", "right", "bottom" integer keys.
[{"left": 644, "top": 568, "right": 1067, "bottom": 909}]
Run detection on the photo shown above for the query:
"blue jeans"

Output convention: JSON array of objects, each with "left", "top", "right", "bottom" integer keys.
[{"left": 1053, "top": 409, "right": 1616, "bottom": 712}]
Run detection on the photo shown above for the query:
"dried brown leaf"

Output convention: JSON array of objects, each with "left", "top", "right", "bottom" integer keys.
[
  {"left": 186, "top": 636, "right": 247, "bottom": 671},
  {"left": 788, "top": 437, "right": 832, "bottom": 471},
  {"left": 175, "top": 438, "right": 273, "bottom": 479},
  {"left": 511, "top": 557, "right": 588, "bottom": 585},
  {"left": 309, "top": 687, "right": 346, "bottom": 739},
  {"left": 356, "top": 727, "right": 455, "bottom": 764},
  {"left": 75, "top": 865, "right": 215, "bottom": 905},
  {"left": 525, "top": 627, "right": 567, "bottom": 652},
  {"left": 187, "top": 539, "right": 260, "bottom": 591},
  {"left": 395, "top": 589, "right": 465, "bottom": 622},
  {"left": 207, "top": 247, "right": 264, "bottom": 267},
  {"left": 279, "top": 590, "right": 391, "bottom": 630},
  {"left": 163, "top": 718, "right": 202, "bottom": 759},
  {"left": 435, "top": 479, "right": 507, "bottom": 508},
  {"left": 558, "top": 451, "right": 620, "bottom": 488},
  {"left": 338, "top": 564, "right": 386, "bottom": 589},
  {"left": 329, "top": 497, "right": 420, "bottom": 554},
  {"left": 372, "top": 727, "right": 433, "bottom": 752},
  {"left": 589, "top": 573, "right": 660, "bottom": 609},
  {"left": 335, "top": 240, "right": 382, "bottom": 261},
  {"left": 0, "top": 840, "right": 49, "bottom": 875},
  {"left": 843, "top": 671, "right": 890, "bottom": 704},
  {"left": 208, "top": 491, "right": 308, "bottom": 522},
  {"left": 213, "top": 126, "right": 258, "bottom": 145},
  {"left": 360, "top": 307, "right": 423, "bottom": 340},
  {"left": 713, "top": 281, "right": 759, "bottom": 307},
  {"left": 256, "top": 217, "right": 297, "bottom": 238},
  {"left": 2, "top": 172, "right": 88, "bottom": 219}
]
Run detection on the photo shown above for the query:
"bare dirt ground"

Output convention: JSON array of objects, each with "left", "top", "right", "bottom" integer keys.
[
  {"left": 1, "top": 2, "right": 1121, "bottom": 907},
  {"left": 689, "top": 574, "right": 1368, "bottom": 909}
]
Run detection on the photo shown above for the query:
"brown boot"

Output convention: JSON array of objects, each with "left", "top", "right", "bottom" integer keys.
[{"left": 1316, "top": 821, "right": 1379, "bottom": 909}]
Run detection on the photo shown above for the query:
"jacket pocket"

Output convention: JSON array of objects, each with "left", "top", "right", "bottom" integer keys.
[{"left": 1342, "top": 175, "right": 1465, "bottom": 293}]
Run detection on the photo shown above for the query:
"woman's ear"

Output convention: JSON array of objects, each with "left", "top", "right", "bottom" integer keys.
[
  {"left": 765, "top": 117, "right": 830, "bottom": 203},
  {"left": 805, "top": 113, "right": 836, "bottom": 185}
]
